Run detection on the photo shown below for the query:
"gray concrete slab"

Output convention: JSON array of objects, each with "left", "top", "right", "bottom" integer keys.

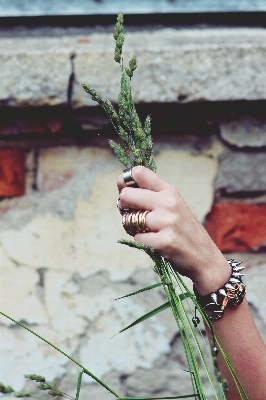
[{"left": 1, "top": 28, "right": 266, "bottom": 107}]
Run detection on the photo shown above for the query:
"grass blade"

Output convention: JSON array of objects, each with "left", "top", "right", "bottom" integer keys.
[
  {"left": 0, "top": 311, "right": 120, "bottom": 399},
  {"left": 75, "top": 371, "right": 83, "bottom": 400},
  {"left": 119, "top": 395, "right": 199, "bottom": 399},
  {"left": 118, "top": 301, "right": 170, "bottom": 333},
  {"left": 118, "top": 293, "right": 190, "bottom": 334},
  {"left": 114, "top": 283, "right": 162, "bottom": 300}
]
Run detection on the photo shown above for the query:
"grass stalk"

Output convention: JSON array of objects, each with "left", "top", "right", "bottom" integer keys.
[{"left": 0, "top": 311, "right": 120, "bottom": 399}]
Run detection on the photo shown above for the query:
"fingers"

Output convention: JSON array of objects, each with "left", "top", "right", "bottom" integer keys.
[
  {"left": 117, "top": 166, "right": 171, "bottom": 193},
  {"left": 133, "top": 229, "right": 174, "bottom": 259},
  {"left": 119, "top": 188, "right": 158, "bottom": 211}
]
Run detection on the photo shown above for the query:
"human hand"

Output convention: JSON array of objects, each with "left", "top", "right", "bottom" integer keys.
[{"left": 117, "top": 166, "right": 231, "bottom": 295}]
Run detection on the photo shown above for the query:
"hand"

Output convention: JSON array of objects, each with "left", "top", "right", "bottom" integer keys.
[{"left": 117, "top": 166, "right": 231, "bottom": 295}]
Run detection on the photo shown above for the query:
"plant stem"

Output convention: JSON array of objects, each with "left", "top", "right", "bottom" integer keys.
[{"left": 0, "top": 311, "right": 120, "bottom": 399}]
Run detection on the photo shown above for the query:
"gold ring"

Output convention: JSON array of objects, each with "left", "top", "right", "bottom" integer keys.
[{"left": 122, "top": 210, "right": 151, "bottom": 236}]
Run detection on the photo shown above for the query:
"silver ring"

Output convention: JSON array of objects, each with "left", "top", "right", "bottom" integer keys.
[
  {"left": 117, "top": 198, "right": 130, "bottom": 215},
  {"left": 123, "top": 168, "right": 138, "bottom": 187}
]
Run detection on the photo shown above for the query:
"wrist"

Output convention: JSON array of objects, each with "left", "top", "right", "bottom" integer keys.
[
  {"left": 193, "top": 259, "right": 246, "bottom": 321},
  {"left": 192, "top": 256, "right": 232, "bottom": 296}
]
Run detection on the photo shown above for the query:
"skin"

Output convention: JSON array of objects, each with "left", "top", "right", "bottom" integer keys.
[{"left": 117, "top": 166, "right": 266, "bottom": 400}]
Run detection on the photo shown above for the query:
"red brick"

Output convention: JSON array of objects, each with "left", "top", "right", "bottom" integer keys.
[
  {"left": 205, "top": 203, "right": 266, "bottom": 252},
  {"left": 0, "top": 149, "right": 26, "bottom": 197}
]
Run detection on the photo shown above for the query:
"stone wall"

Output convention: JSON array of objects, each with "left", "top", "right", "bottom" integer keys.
[{"left": 0, "top": 24, "right": 266, "bottom": 399}]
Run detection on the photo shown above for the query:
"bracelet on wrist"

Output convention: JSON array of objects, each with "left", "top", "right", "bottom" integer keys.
[{"left": 193, "top": 259, "right": 246, "bottom": 321}]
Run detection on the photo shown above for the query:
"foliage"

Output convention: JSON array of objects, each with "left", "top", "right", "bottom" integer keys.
[{"left": 81, "top": 12, "right": 156, "bottom": 172}]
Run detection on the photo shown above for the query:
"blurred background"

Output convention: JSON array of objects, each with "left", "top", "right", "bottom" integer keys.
[{"left": 0, "top": 1, "right": 266, "bottom": 399}]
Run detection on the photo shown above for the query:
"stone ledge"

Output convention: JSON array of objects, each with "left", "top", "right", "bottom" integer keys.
[{"left": 1, "top": 28, "right": 266, "bottom": 107}]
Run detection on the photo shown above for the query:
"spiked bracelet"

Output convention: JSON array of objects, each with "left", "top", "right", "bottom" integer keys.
[{"left": 193, "top": 259, "right": 246, "bottom": 320}]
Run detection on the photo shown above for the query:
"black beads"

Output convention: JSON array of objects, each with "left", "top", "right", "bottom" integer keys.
[{"left": 192, "top": 316, "right": 200, "bottom": 327}]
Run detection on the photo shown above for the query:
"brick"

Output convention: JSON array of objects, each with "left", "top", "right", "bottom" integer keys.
[
  {"left": 215, "top": 150, "right": 266, "bottom": 193},
  {"left": 0, "top": 149, "right": 26, "bottom": 197},
  {"left": 205, "top": 203, "right": 266, "bottom": 252},
  {"left": 220, "top": 117, "right": 266, "bottom": 148}
]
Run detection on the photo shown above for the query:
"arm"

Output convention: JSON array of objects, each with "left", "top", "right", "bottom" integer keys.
[{"left": 117, "top": 166, "right": 266, "bottom": 400}]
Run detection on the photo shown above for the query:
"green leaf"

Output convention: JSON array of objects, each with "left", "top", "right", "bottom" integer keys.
[
  {"left": 118, "top": 394, "right": 199, "bottom": 399},
  {"left": 114, "top": 283, "right": 163, "bottom": 300},
  {"left": 75, "top": 371, "right": 83, "bottom": 400},
  {"left": 118, "top": 301, "right": 170, "bottom": 333},
  {"left": 118, "top": 293, "right": 190, "bottom": 334}
]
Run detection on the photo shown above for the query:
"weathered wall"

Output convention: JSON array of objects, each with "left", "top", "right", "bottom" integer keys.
[
  {"left": 0, "top": 24, "right": 266, "bottom": 400},
  {"left": 1, "top": 28, "right": 266, "bottom": 107}
]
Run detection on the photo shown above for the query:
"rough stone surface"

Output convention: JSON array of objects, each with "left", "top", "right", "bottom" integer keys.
[
  {"left": 1, "top": 28, "right": 266, "bottom": 107},
  {"left": 0, "top": 149, "right": 25, "bottom": 197},
  {"left": 215, "top": 149, "right": 266, "bottom": 193},
  {"left": 205, "top": 203, "right": 266, "bottom": 252},
  {"left": 220, "top": 117, "right": 266, "bottom": 148}
]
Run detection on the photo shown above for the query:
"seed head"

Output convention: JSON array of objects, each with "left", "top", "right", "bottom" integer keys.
[
  {"left": 15, "top": 392, "right": 32, "bottom": 398},
  {"left": 49, "top": 389, "right": 64, "bottom": 397},
  {"left": 37, "top": 383, "right": 52, "bottom": 390},
  {"left": 25, "top": 374, "right": 45, "bottom": 383}
]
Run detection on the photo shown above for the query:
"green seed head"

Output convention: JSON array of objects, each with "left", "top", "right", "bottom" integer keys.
[
  {"left": 0, "top": 383, "right": 14, "bottom": 394},
  {"left": 129, "top": 56, "right": 137, "bottom": 72},
  {"left": 25, "top": 374, "right": 45, "bottom": 383},
  {"left": 117, "top": 11, "right": 124, "bottom": 24},
  {"left": 37, "top": 383, "right": 52, "bottom": 390},
  {"left": 49, "top": 389, "right": 64, "bottom": 397},
  {"left": 114, "top": 46, "right": 122, "bottom": 63},
  {"left": 15, "top": 392, "right": 32, "bottom": 398},
  {"left": 116, "top": 34, "right": 125, "bottom": 48},
  {"left": 125, "top": 68, "right": 133, "bottom": 78}
]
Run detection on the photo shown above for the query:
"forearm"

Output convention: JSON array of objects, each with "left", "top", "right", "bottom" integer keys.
[
  {"left": 206, "top": 299, "right": 266, "bottom": 399},
  {"left": 196, "top": 256, "right": 266, "bottom": 400},
  {"left": 187, "top": 231, "right": 266, "bottom": 398}
]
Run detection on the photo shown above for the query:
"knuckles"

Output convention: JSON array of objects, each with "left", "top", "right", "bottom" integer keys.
[
  {"left": 132, "top": 165, "right": 150, "bottom": 184},
  {"left": 119, "top": 187, "right": 133, "bottom": 205},
  {"left": 162, "top": 188, "right": 181, "bottom": 211}
]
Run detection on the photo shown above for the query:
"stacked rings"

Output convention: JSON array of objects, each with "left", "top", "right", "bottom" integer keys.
[{"left": 122, "top": 210, "right": 151, "bottom": 236}]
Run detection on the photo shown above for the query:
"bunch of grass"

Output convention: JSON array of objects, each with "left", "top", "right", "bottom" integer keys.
[{"left": 81, "top": 12, "right": 248, "bottom": 400}]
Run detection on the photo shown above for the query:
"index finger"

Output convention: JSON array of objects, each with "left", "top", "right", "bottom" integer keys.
[{"left": 117, "top": 166, "right": 171, "bottom": 193}]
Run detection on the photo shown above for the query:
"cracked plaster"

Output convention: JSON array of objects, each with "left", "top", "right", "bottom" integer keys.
[
  {"left": 0, "top": 146, "right": 219, "bottom": 392},
  {"left": 0, "top": 147, "right": 218, "bottom": 279}
]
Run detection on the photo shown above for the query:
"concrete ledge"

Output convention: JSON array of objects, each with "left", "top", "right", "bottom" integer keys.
[{"left": 1, "top": 28, "right": 266, "bottom": 107}]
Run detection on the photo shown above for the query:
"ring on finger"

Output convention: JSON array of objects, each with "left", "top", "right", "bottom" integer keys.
[
  {"left": 117, "top": 198, "right": 130, "bottom": 215},
  {"left": 122, "top": 209, "right": 151, "bottom": 236},
  {"left": 123, "top": 168, "right": 138, "bottom": 187}
]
